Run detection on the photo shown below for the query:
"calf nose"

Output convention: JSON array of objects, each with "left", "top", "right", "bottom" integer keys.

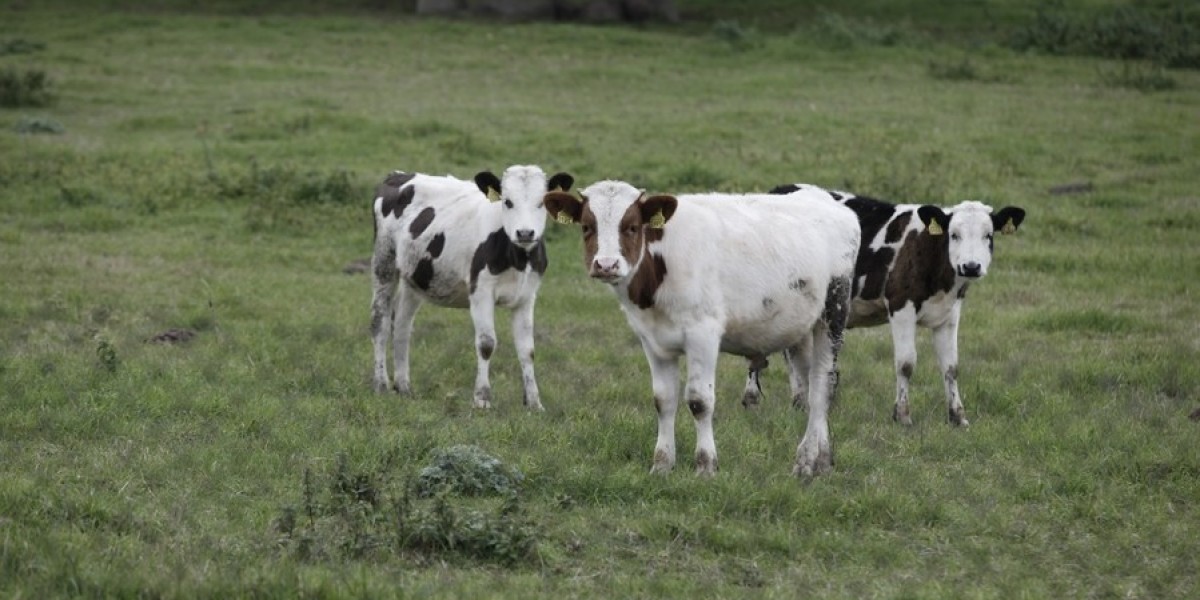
[
  {"left": 591, "top": 257, "right": 620, "bottom": 278},
  {"left": 959, "top": 262, "right": 982, "bottom": 278},
  {"left": 515, "top": 229, "right": 536, "bottom": 243}
]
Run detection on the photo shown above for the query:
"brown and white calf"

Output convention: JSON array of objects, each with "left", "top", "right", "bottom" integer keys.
[
  {"left": 370, "top": 165, "right": 574, "bottom": 409},
  {"left": 742, "top": 185, "right": 1026, "bottom": 426},
  {"left": 545, "top": 180, "right": 860, "bottom": 477}
]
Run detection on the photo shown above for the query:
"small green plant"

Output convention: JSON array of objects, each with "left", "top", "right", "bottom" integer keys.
[
  {"left": 0, "top": 68, "right": 53, "bottom": 108},
  {"left": 276, "top": 449, "right": 539, "bottom": 566},
  {"left": 13, "top": 116, "right": 63, "bottom": 134},
  {"left": 95, "top": 337, "right": 119, "bottom": 373},
  {"left": 415, "top": 445, "right": 524, "bottom": 498}
]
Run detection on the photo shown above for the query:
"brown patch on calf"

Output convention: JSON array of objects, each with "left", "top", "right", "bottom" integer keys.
[
  {"left": 627, "top": 254, "right": 667, "bottom": 309},
  {"left": 884, "top": 212, "right": 912, "bottom": 244},
  {"left": 886, "top": 229, "right": 955, "bottom": 315},
  {"left": 624, "top": 205, "right": 668, "bottom": 309}
]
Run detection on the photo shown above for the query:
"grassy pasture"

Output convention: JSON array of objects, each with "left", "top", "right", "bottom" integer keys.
[{"left": 2, "top": 1, "right": 1199, "bottom": 597}]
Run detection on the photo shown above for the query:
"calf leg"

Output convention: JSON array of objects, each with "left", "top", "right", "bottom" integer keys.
[
  {"left": 933, "top": 303, "right": 968, "bottom": 427},
  {"left": 370, "top": 244, "right": 400, "bottom": 393},
  {"left": 645, "top": 348, "right": 681, "bottom": 474},
  {"left": 786, "top": 343, "right": 811, "bottom": 409},
  {"left": 793, "top": 324, "right": 835, "bottom": 477},
  {"left": 889, "top": 308, "right": 918, "bottom": 426},
  {"left": 685, "top": 326, "right": 722, "bottom": 476},
  {"left": 468, "top": 294, "right": 498, "bottom": 409},
  {"left": 390, "top": 285, "right": 422, "bottom": 395},
  {"left": 511, "top": 300, "right": 543, "bottom": 411}
]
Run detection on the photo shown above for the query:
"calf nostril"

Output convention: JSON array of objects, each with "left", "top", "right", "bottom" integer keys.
[{"left": 516, "top": 229, "right": 535, "bottom": 241}]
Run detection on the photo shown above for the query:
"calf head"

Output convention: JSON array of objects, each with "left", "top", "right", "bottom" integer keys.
[
  {"left": 544, "top": 180, "right": 677, "bottom": 284},
  {"left": 918, "top": 201, "right": 1026, "bottom": 279},
  {"left": 475, "top": 166, "right": 574, "bottom": 251}
]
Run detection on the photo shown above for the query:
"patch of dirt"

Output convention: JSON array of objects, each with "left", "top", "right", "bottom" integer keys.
[
  {"left": 1189, "top": 407, "right": 1200, "bottom": 422},
  {"left": 344, "top": 258, "right": 371, "bottom": 275},
  {"left": 146, "top": 328, "right": 196, "bottom": 344}
]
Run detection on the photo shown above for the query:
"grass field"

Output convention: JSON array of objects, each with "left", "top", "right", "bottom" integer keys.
[{"left": 2, "top": 1, "right": 1199, "bottom": 597}]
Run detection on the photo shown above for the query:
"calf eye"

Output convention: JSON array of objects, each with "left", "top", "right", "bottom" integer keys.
[
  {"left": 950, "top": 233, "right": 961, "bottom": 241},
  {"left": 623, "top": 225, "right": 638, "bottom": 236},
  {"left": 503, "top": 199, "right": 514, "bottom": 209}
]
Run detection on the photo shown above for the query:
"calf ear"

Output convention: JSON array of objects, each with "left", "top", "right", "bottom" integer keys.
[
  {"left": 917, "top": 205, "right": 950, "bottom": 236},
  {"left": 544, "top": 191, "right": 583, "bottom": 225},
  {"left": 474, "top": 171, "right": 502, "bottom": 202},
  {"left": 993, "top": 206, "right": 1026, "bottom": 235},
  {"left": 640, "top": 195, "right": 678, "bottom": 229},
  {"left": 547, "top": 172, "right": 575, "bottom": 193}
]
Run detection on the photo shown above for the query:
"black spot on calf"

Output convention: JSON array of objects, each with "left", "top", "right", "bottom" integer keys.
[
  {"left": 385, "top": 171, "right": 415, "bottom": 188},
  {"left": 469, "top": 229, "right": 547, "bottom": 293},
  {"left": 409, "top": 207, "right": 436, "bottom": 238},
  {"left": 769, "top": 183, "right": 802, "bottom": 195},
  {"left": 380, "top": 184, "right": 415, "bottom": 219},
  {"left": 412, "top": 258, "right": 435, "bottom": 291},
  {"left": 427, "top": 233, "right": 446, "bottom": 258}
]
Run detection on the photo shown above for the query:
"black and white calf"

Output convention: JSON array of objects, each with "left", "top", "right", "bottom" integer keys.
[
  {"left": 370, "top": 165, "right": 574, "bottom": 409},
  {"left": 742, "top": 185, "right": 1026, "bottom": 427},
  {"left": 545, "top": 180, "right": 860, "bottom": 477}
]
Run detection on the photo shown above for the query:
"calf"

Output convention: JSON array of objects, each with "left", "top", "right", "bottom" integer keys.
[
  {"left": 370, "top": 165, "right": 574, "bottom": 409},
  {"left": 545, "top": 180, "right": 860, "bottom": 477},
  {"left": 742, "top": 185, "right": 1026, "bottom": 427}
]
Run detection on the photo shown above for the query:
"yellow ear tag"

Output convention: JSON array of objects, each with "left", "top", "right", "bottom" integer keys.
[
  {"left": 555, "top": 212, "right": 575, "bottom": 225},
  {"left": 1001, "top": 218, "right": 1016, "bottom": 235},
  {"left": 648, "top": 209, "right": 666, "bottom": 229},
  {"left": 487, "top": 188, "right": 501, "bottom": 202},
  {"left": 927, "top": 220, "right": 944, "bottom": 236}
]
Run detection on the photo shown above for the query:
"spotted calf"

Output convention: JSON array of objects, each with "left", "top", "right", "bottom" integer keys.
[
  {"left": 370, "top": 165, "right": 574, "bottom": 409},
  {"left": 545, "top": 180, "right": 860, "bottom": 477},
  {"left": 742, "top": 185, "right": 1026, "bottom": 427}
]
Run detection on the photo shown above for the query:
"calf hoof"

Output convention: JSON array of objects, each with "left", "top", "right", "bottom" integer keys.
[
  {"left": 473, "top": 388, "right": 493, "bottom": 409},
  {"left": 741, "top": 389, "right": 761, "bottom": 409},
  {"left": 791, "top": 393, "right": 806, "bottom": 410},
  {"left": 393, "top": 381, "right": 413, "bottom": 396},
  {"left": 523, "top": 391, "right": 545, "bottom": 412},
  {"left": 372, "top": 380, "right": 391, "bottom": 394},
  {"left": 694, "top": 451, "right": 718, "bottom": 477},
  {"left": 650, "top": 448, "right": 675, "bottom": 474},
  {"left": 792, "top": 450, "right": 833, "bottom": 479},
  {"left": 892, "top": 405, "right": 913, "bottom": 426},
  {"left": 949, "top": 407, "right": 970, "bottom": 428}
]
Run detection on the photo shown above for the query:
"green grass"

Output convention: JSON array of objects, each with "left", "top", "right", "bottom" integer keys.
[{"left": 2, "top": 1, "right": 1199, "bottom": 597}]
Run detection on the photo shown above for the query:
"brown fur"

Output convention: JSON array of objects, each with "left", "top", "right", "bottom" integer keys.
[{"left": 886, "top": 230, "right": 955, "bottom": 315}]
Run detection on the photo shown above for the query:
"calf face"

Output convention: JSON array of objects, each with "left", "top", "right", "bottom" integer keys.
[
  {"left": 475, "top": 167, "right": 574, "bottom": 252},
  {"left": 544, "top": 180, "right": 677, "bottom": 283},
  {"left": 918, "top": 201, "right": 1026, "bottom": 280}
]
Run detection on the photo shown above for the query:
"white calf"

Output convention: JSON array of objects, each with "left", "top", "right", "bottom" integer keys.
[{"left": 545, "top": 180, "right": 860, "bottom": 476}]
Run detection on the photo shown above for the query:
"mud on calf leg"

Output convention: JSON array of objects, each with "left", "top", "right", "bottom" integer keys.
[
  {"left": 893, "top": 362, "right": 914, "bottom": 425},
  {"left": 473, "top": 333, "right": 496, "bottom": 409},
  {"left": 687, "top": 395, "right": 718, "bottom": 476},
  {"left": 945, "top": 365, "right": 969, "bottom": 427}
]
